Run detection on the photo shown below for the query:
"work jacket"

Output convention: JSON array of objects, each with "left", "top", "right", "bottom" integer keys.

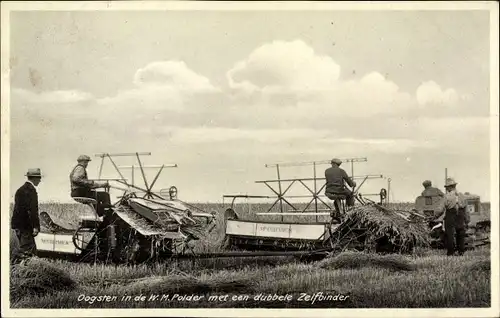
[
  {"left": 11, "top": 182, "right": 40, "bottom": 231},
  {"left": 442, "top": 190, "right": 469, "bottom": 228},
  {"left": 325, "top": 166, "right": 355, "bottom": 194},
  {"left": 70, "top": 164, "right": 98, "bottom": 193}
]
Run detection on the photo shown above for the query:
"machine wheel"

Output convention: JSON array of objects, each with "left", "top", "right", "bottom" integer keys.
[{"left": 72, "top": 226, "right": 96, "bottom": 252}]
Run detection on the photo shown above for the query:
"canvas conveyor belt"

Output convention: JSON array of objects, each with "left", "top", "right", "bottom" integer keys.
[{"left": 113, "top": 204, "right": 187, "bottom": 239}]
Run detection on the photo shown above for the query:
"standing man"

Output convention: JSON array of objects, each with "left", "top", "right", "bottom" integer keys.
[
  {"left": 70, "top": 155, "right": 111, "bottom": 216},
  {"left": 325, "top": 158, "right": 357, "bottom": 209},
  {"left": 434, "top": 178, "right": 469, "bottom": 256},
  {"left": 421, "top": 180, "right": 445, "bottom": 197},
  {"left": 11, "top": 168, "right": 42, "bottom": 260}
]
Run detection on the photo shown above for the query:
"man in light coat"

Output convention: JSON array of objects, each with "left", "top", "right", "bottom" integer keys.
[{"left": 434, "top": 178, "right": 469, "bottom": 256}]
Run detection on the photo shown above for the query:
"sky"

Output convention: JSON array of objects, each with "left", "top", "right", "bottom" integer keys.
[{"left": 8, "top": 8, "right": 494, "bottom": 204}]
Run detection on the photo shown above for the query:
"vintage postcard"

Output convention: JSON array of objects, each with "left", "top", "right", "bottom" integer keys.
[{"left": 1, "top": 1, "right": 499, "bottom": 317}]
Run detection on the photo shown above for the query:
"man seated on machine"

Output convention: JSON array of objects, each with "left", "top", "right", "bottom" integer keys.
[
  {"left": 70, "top": 155, "right": 111, "bottom": 217},
  {"left": 324, "top": 158, "right": 357, "bottom": 217}
]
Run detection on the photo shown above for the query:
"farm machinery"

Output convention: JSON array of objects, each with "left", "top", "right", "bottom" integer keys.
[
  {"left": 32, "top": 153, "right": 490, "bottom": 265},
  {"left": 35, "top": 152, "right": 217, "bottom": 264},
  {"left": 414, "top": 190, "right": 491, "bottom": 250},
  {"left": 221, "top": 158, "right": 407, "bottom": 255},
  {"left": 222, "top": 159, "right": 491, "bottom": 255}
]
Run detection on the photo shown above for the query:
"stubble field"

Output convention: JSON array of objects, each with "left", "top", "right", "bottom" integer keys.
[{"left": 9, "top": 201, "right": 492, "bottom": 309}]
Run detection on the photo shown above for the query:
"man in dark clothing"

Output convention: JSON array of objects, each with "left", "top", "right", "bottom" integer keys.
[
  {"left": 433, "top": 178, "right": 469, "bottom": 256},
  {"left": 70, "top": 155, "right": 111, "bottom": 216},
  {"left": 421, "top": 180, "right": 445, "bottom": 197},
  {"left": 324, "top": 158, "right": 357, "bottom": 208},
  {"left": 11, "top": 168, "right": 42, "bottom": 260}
]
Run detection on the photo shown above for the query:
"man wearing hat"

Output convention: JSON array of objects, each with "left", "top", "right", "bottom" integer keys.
[
  {"left": 421, "top": 180, "right": 445, "bottom": 197},
  {"left": 324, "top": 158, "right": 357, "bottom": 211},
  {"left": 11, "top": 168, "right": 43, "bottom": 260},
  {"left": 70, "top": 155, "right": 111, "bottom": 216},
  {"left": 436, "top": 178, "right": 469, "bottom": 256}
]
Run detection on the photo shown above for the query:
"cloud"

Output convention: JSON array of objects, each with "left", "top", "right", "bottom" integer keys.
[
  {"left": 416, "top": 81, "right": 460, "bottom": 106},
  {"left": 10, "top": 39, "right": 477, "bottom": 158},
  {"left": 226, "top": 40, "right": 417, "bottom": 118},
  {"left": 133, "top": 61, "right": 218, "bottom": 92},
  {"left": 227, "top": 39, "right": 341, "bottom": 92},
  {"left": 10, "top": 39, "right": 472, "bottom": 135},
  {"left": 322, "top": 72, "right": 413, "bottom": 116},
  {"left": 95, "top": 61, "right": 222, "bottom": 121},
  {"left": 11, "top": 41, "right": 468, "bottom": 135},
  {"left": 11, "top": 88, "right": 99, "bottom": 128},
  {"left": 97, "top": 85, "right": 185, "bottom": 112}
]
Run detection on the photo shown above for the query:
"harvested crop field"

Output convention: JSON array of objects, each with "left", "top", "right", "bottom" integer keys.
[
  {"left": 9, "top": 201, "right": 492, "bottom": 309},
  {"left": 10, "top": 247, "right": 491, "bottom": 308}
]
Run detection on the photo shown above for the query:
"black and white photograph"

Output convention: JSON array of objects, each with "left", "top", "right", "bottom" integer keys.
[{"left": 1, "top": 1, "right": 499, "bottom": 317}]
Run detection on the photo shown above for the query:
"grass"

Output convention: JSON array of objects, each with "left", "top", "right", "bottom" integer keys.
[
  {"left": 9, "top": 247, "right": 491, "bottom": 308},
  {"left": 8, "top": 201, "right": 492, "bottom": 308}
]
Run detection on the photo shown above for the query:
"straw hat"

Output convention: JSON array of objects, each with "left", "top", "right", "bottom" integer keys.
[
  {"left": 444, "top": 178, "right": 457, "bottom": 187},
  {"left": 25, "top": 168, "right": 42, "bottom": 178}
]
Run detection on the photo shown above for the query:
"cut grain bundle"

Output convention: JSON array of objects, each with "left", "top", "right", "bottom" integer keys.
[
  {"left": 10, "top": 230, "right": 20, "bottom": 262},
  {"left": 122, "top": 275, "right": 212, "bottom": 295},
  {"left": 466, "top": 259, "right": 490, "bottom": 272},
  {"left": 10, "top": 257, "right": 77, "bottom": 302},
  {"left": 330, "top": 203, "right": 430, "bottom": 253},
  {"left": 116, "top": 274, "right": 256, "bottom": 296},
  {"left": 317, "top": 251, "right": 415, "bottom": 271}
]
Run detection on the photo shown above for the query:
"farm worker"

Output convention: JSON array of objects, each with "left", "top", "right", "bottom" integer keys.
[
  {"left": 421, "top": 180, "right": 445, "bottom": 197},
  {"left": 324, "top": 158, "right": 357, "bottom": 208},
  {"left": 11, "top": 168, "right": 42, "bottom": 261},
  {"left": 70, "top": 155, "right": 112, "bottom": 216},
  {"left": 169, "top": 186, "right": 178, "bottom": 200},
  {"left": 434, "top": 178, "right": 469, "bottom": 256}
]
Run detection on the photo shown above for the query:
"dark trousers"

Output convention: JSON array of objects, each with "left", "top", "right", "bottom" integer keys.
[
  {"left": 325, "top": 188, "right": 354, "bottom": 221},
  {"left": 326, "top": 188, "right": 355, "bottom": 207},
  {"left": 71, "top": 188, "right": 111, "bottom": 217},
  {"left": 445, "top": 208, "right": 466, "bottom": 256},
  {"left": 14, "top": 229, "right": 36, "bottom": 260}
]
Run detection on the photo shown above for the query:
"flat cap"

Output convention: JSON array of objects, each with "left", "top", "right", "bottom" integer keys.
[
  {"left": 444, "top": 178, "right": 457, "bottom": 187},
  {"left": 77, "top": 154, "right": 92, "bottom": 162},
  {"left": 331, "top": 158, "right": 342, "bottom": 165},
  {"left": 25, "top": 168, "right": 42, "bottom": 177}
]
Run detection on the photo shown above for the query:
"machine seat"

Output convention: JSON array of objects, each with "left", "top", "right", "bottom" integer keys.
[
  {"left": 326, "top": 193, "right": 347, "bottom": 201},
  {"left": 73, "top": 197, "right": 98, "bottom": 205}
]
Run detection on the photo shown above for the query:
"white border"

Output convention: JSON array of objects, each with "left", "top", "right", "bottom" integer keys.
[{"left": 1, "top": 1, "right": 499, "bottom": 318}]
